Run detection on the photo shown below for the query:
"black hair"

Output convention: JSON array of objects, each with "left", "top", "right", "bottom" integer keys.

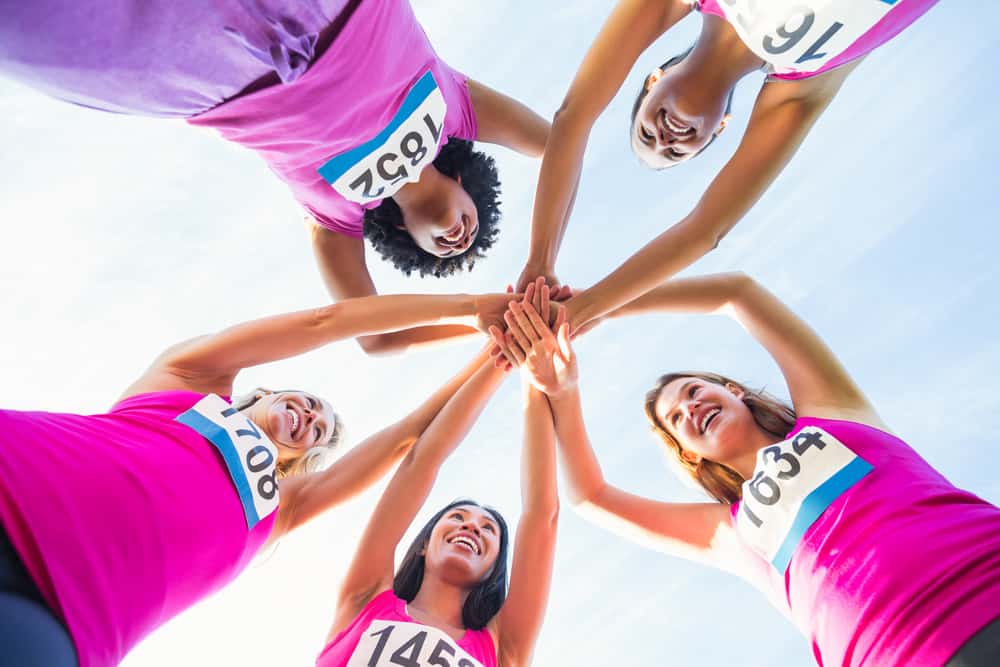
[
  {"left": 363, "top": 139, "right": 502, "bottom": 278},
  {"left": 630, "top": 45, "right": 735, "bottom": 168},
  {"left": 393, "top": 499, "right": 510, "bottom": 630}
]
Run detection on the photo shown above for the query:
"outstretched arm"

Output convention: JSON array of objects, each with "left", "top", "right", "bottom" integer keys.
[
  {"left": 493, "top": 382, "right": 559, "bottom": 667},
  {"left": 123, "top": 289, "right": 511, "bottom": 400},
  {"left": 467, "top": 80, "right": 550, "bottom": 158},
  {"left": 310, "top": 223, "right": 480, "bottom": 355},
  {"left": 270, "top": 348, "right": 494, "bottom": 541},
  {"left": 327, "top": 354, "right": 507, "bottom": 640},
  {"left": 567, "top": 69, "right": 853, "bottom": 330},
  {"left": 494, "top": 296, "right": 732, "bottom": 567},
  {"left": 519, "top": 0, "right": 692, "bottom": 291}
]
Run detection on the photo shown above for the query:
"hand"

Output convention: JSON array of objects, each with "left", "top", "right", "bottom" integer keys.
[
  {"left": 515, "top": 263, "right": 564, "bottom": 297},
  {"left": 473, "top": 288, "right": 521, "bottom": 335},
  {"left": 490, "top": 291, "right": 578, "bottom": 397},
  {"left": 487, "top": 278, "right": 562, "bottom": 367}
]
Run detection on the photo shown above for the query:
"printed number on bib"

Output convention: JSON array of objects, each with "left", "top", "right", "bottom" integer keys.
[
  {"left": 176, "top": 394, "right": 279, "bottom": 529},
  {"left": 318, "top": 70, "right": 446, "bottom": 204},
  {"left": 716, "top": 0, "right": 900, "bottom": 75},
  {"left": 347, "top": 620, "right": 484, "bottom": 667},
  {"left": 736, "top": 427, "right": 872, "bottom": 572}
]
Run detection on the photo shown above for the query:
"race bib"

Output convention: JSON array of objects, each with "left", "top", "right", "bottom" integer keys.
[
  {"left": 317, "top": 70, "right": 447, "bottom": 205},
  {"left": 347, "top": 619, "right": 484, "bottom": 667},
  {"left": 715, "top": 0, "right": 900, "bottom": 74},
  {"left": 736, "top": 427, "right": 872, "bottom": 572},
  {"left": 176, "top": 394, "right": 280, "bottom": 529}
]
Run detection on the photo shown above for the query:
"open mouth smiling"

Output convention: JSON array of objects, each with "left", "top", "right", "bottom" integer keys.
[
  {"left": 698, "top": 407, "right": 720, "bottom": 435},
  {"left": 447, "top": 532, "right": 482, "bottom": 555}
]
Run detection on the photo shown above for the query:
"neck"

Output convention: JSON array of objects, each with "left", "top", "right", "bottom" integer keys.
[
  {"left": 393, "top": 166, "right": 439, "bottom": 211},
  {"left": 407, "top": 571, "right": 468, "bottom": 630},
  {"left": 688, "top": 15, "right": 766, "bottom": 93},
  {"left": 729, "top": 426, "right": 782, "bottom": 480}
]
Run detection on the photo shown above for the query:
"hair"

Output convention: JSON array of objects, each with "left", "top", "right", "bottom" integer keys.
[
  {"left": 629, "top": 45, "right": 736, "bottom": 167},
  {"left": 230, "top": 387, "right": 344, "bottom": 479},
  {"left": 643, "top": 372, "right": 796, "bottom": 504},
  {"left": 393, "top": 499, "right": 510, "bottom": 630},
  {"left": 363, "top": 139, "right": 502, "bottom": 278}
]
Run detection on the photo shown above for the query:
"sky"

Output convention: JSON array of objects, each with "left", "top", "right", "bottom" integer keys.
[{"left": 1, "top": 1, "right": 998, "bottom": 665}]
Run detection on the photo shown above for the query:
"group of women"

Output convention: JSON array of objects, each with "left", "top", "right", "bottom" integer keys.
[{"left": 1, "top": 0, "right": 998, "bottom": 666}]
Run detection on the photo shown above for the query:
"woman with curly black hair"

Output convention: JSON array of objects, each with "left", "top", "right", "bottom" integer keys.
[{"left": 0, "top": 0, "right": 550, "bottom": 354}]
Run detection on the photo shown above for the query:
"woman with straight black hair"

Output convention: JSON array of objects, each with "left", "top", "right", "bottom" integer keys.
[{"left": 317, "top": 280, "right": 561, "bottom": 667}]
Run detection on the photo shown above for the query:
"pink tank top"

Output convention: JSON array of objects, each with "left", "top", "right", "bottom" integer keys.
[
  {"left": 317, "top": 590, "right": 497, "bottom": 667},
  {"left": 730, "top": 417, "right": 1000, "bottom": 666},
  {"left": 697, "top": 0, "right": 938, "bottom": 80},
  {"left": 0, "top": 391, "right": 276, "bottom": 667},
  {"left": 188, "top": 0, "right": 478, "bottom": 237}
]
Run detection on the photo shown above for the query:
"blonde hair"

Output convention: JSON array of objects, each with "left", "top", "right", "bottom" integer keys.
[
  {"left": 643, "top": 372, "right": 795, "bottom": 504},
  {"left": 230, "top": 387, "right": 344, "bottom": 479}
]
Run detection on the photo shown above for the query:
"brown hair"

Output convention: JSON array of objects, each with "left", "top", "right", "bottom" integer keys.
[{"left": 643, "top": 372, "right": 795, "bottom": 504}]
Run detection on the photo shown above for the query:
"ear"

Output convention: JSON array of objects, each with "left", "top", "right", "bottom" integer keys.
[
  {"left": 724, "top": 382, "right": 745, "bottom": 399},
  {"left": 645, "top": 67, "right": 665, "bottom": 91},
  {"left": 715, "top": 113, "right": 732, "bottom": 136},
  {"left": 679, "top": 448, "right": 701, "bottom": 465},
  {"left": 455, "top": 173, "right": 462, "bottom": 186},
  {"left": 253, "top": 388, "right": 274, "bottom": 400}
]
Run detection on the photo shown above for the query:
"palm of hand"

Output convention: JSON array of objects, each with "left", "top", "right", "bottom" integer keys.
[{"left": 522, "top": 336, "right": 577, "bottom": 396}]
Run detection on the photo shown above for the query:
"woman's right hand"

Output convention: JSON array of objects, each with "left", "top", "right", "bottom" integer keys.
[{"left": 491, "top": 286, "right": 578, "bottom": 398}]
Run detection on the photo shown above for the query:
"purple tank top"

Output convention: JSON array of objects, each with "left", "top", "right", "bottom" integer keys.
[
  {"left": 188, "top": 0, "right": 478, "bottom": 237},
  {"left": 730, "top": 417, "right": 1000, "bottom": 666},
  {"left": 0, "top": 391, "right": 276, "bottom": 667},
  {"left": 697, "top": 0, "right": 938, "bottom": 80},
  {"left": 317, "top": 590, "right": 497, "bottom": 667}
]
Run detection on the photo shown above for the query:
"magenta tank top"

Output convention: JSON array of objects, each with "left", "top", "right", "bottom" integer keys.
[
  {"left": 697, "top": 0, "right": 938, "bottom": 80},
  {"left": 0, "top": 391, "right": 276, "bottom": 667},
  {"left": 729, "top": 416, "right": 1000, "bottom": 666},
  {"left": 188, "top": 0, "right": 478, "bottom": 237},
  {"left": 317, "top": 590, "right": 497, "bottom": 667}
]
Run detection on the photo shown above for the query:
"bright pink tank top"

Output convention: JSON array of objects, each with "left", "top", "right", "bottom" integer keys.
[
  {"left": 730, "top": 417, "right": 1000, "bottom": 666},
  {"left": 0, "top": 391, "right": 276, "bottom": 667},
  {"left": 317, "top": 590, "right": 497, "bottom": 667},
  {"left": 188, "top": 0, "right": 478, "bottom": 237},
  {"left": 697, "top": 0, "right": 938, "bottom": 80}
]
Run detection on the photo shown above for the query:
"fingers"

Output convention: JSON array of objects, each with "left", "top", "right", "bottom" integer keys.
[
  {"left": 551, "top": 284, "right": 573, "bottom": 302},
  {"left": 540, "top": 281, "right": 551, "bottom": 327},
  {"left": 505, "top": 331, "right": 526, "bottom": 365},
  {"left": 556, "top": 320, "right": 574, "bottom": 361},
  {"left": 522, "top": 300, "right": 554, "bottom": 345},
  {"left": 504, "top": 305, "right": 535, "bottom": 353},
  {"left": 489, "top": 326, "right": 519, "bottom": 369}
]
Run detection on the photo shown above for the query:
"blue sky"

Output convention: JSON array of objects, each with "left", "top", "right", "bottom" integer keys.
[{"left": 1, "top": 1, "right": 998, "bottom": 665}]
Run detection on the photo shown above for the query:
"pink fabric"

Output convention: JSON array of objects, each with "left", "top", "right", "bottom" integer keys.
[
  {"left": 0, "top": 391, "right": 276, "bottom": 667},
  {"left": 697, "top": 0, "right": 937, "bottom": 80},
  {"left": 731, "top": 417, "right": 1000, "bottom": 667},
  {"left": 188, "top": 0, "right": 477, "bottom": 237},
  {"left": 317, "top": 590, "right": 497, "bottom": 667}
]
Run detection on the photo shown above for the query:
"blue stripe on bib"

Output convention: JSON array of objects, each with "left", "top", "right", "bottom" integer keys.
[{"left": 317, "top": 70, "right": 438, "bottom": 183}]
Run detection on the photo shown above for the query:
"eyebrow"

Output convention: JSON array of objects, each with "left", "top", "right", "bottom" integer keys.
[{"left": 663, "top": 380, "right": 697, "bottom": 424}]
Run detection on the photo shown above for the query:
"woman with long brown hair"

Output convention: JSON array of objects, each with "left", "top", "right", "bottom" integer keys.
[{"left": 493, "top": 273, "right": 1000, "bottom": 667}]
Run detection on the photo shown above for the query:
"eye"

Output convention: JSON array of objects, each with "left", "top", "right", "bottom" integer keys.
[
  {"left": 313, "top": 426, "right": 322, "bottom": 442},
  {"left": 639, "top": 125, "right": 654, "bottom": 144},
  {"left": 307, "top": 396, "right": 318, "bottom": 410},
  {"left": 482, "top": 523, "right": 496, "bottom": 534},
  {"left": 689, "top": 385, "right": 699, "bottom": 398},
  {"left": 670, "top": 411, "right": 680, "bottom": 426},
  {"left": 450, "top": 511, "right": 464, "bottom": 521}
]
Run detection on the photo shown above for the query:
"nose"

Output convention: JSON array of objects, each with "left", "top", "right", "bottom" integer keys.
[
  {"left": 685, "top": 399, "right": 701, "bottom": 420},
  {"left": 461, "top": 521, "right": 481, "bottom": 536}
]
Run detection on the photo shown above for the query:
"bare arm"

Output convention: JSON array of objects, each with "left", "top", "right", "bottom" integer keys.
[
  {"left": 568, "top": 70, "right": 852, "bottom": 330},
  {"left": 270, "top": 349, "right": 494, "bottom": 541},
  {"left": 524, "top": 0, "right": 692, "bottom": 283},
  {"left": 123, "top": 290, "right": 509, "bottom": 400},
  {"left": 327, "top": 356, "right": 507, "bottom": 640},
  {"left": 467, "top": 80, "right": 550, "bottom": 158},
  {"left": 310, "top": 223, "right": 479, "bottom": 355},
  {"left": 493, "top": 384, "right": 559, "bottom": 667},
  {"left": 602, "top": 272, "right": 881, "bottom": 424}
]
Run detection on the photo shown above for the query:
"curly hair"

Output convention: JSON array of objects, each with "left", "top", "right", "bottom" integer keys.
[{"left": 363, "top": 139, "right": 502, "bottom": 278}]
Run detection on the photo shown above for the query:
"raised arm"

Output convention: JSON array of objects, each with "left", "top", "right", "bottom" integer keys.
[
  {"left": 328, "top": 354, "right": 507, "bottom": 639},
  {"left": 270, "top": 348, "right": 494, "bottom": 541},
  {"left": 123, "top": 290, "right": 511, "bottom": 400},
  {"left": 518, "top": 0, "right": 692, "bottom": 290},
  {"left": 492, "top": 382, "right": 559, "bottom": 667},
  {"left": 310, "top": 223, "right": 479, "bottom": 355},
  {"left": 567, "top": 68, "right": 853, "bottom": 329},
  {"left": 467, "top": 80, "right": 550, "bottom": 158},
  {"left": 597, "top": 272, "right": 879, "bottom": 424},
  {"left": 493, "top": 297, "right": 732, "bottom": 567}
]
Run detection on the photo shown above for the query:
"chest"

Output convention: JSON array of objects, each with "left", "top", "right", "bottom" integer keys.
[{"left": 347, "top": 619, "right": 485, "bottom": 667}]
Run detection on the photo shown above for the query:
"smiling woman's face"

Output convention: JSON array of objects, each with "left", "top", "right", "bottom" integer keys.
[
  {"left": 244, "top": 390, "right": 336, "bottom": 464},
  {"left": 402, "top": 174, "right": 480, "bottom": 258},
  {"left": 631, "top": 65, "right": 730, "bottom": 169},
  {"left": 422, "top": 504, "right": 501, "bottom": 587}
]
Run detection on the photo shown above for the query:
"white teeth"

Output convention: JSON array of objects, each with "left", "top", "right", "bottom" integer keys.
[
  {"left": 288, "top": 409, "right": 299, "bottom": 436},
  {"left": 448, "top": 535, "right": 480, "bottom": 555},
  {"left": 701, "top": 408, "right": 720, "bottom": 434}
]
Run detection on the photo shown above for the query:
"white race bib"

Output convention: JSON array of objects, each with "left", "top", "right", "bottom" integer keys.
[
  {"left": 736, "top": 427, "right": 872, "bottom": 572},
  {"left": 347, "top": 619, "right": 484, "bottom": 667},
  {"left": 714, "top": 0, "right": 900, "bottom": 74},
  {"left": 317, "top": 70, "right": 447, "bottom": 205},
  {"left": 176, "top": 394, "right": 280, "bottom": 529}
]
